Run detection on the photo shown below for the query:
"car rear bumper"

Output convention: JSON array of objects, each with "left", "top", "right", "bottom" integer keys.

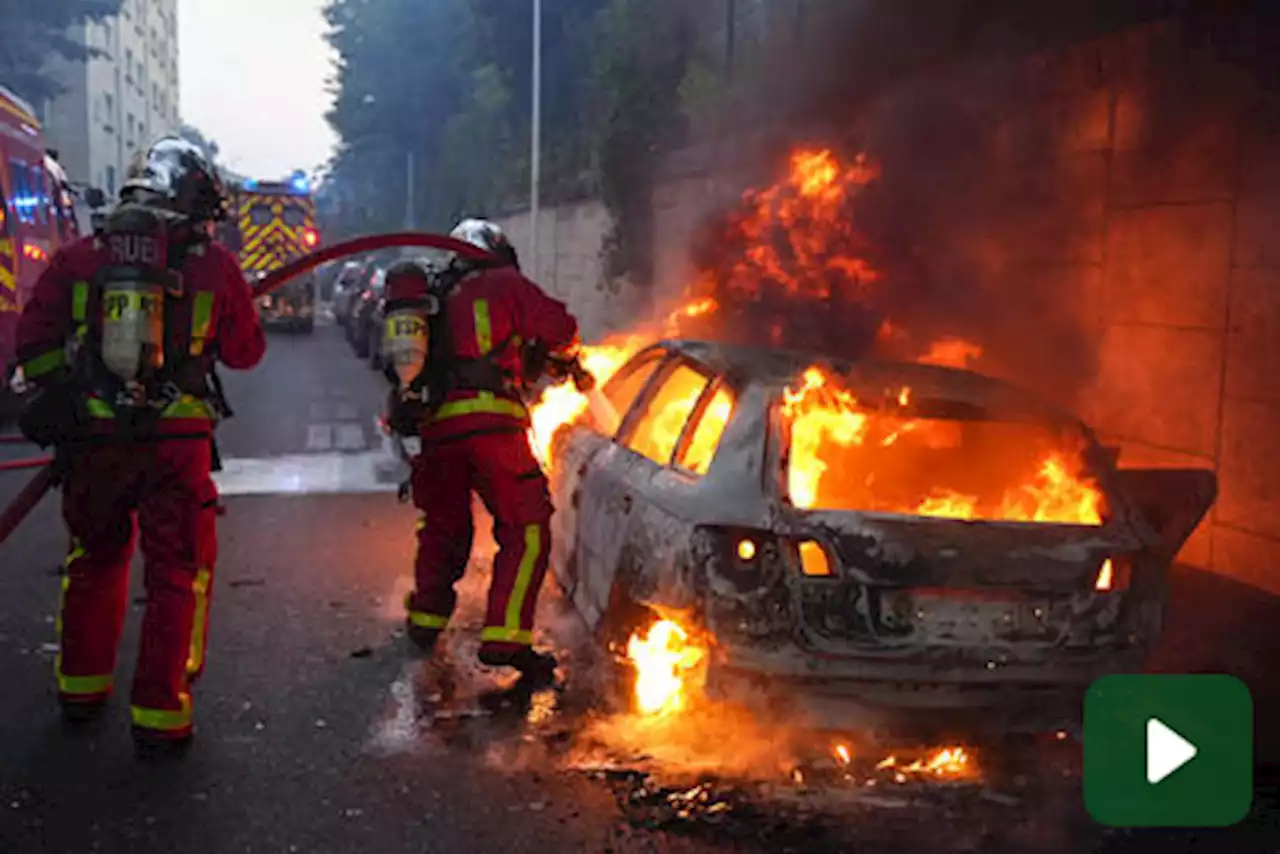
[{"left": 704, "top": 642, "right": 1145, "bottom": 733}]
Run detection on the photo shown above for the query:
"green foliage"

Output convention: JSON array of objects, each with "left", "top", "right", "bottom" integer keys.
[
  {"left": 592, "top": 0, "right": 694, "bottom": 284},
  {"left": 321, "top": 0, "right": 692, "bottom": 282},
  {"left": 0, "top": 1, "right": 123, "bottom": 103}
]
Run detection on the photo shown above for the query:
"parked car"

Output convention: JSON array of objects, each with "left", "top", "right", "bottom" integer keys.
[
  {"left": 332, "top": 260, "right": 370, "bottom": 328},
  {"left": 347, "top": 266, "right": 386, "bottom": 358},
  {"left": 546, "top": 339, "right": 1216, "bottom": 736}
]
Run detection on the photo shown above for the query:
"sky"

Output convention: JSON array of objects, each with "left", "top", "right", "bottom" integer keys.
[{"left": 177, "top": 0, "right": 338, "bottom": 180}]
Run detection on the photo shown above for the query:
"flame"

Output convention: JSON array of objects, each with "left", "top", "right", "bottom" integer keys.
[
  {"left": 874, "top": 747, "right": 972, "bottom": 778},
  {"left": 527, "top": 334, "right": 649, "bottom": 466},
  {"left": 663, "top": 147, "right": 882, "bottom": 356},
  {"left": 713, "top": 148, "right": 880, "bottom": 302},
  {"left": 918, "top": 336, "right": 983, "bottom": 369},
  {"left": 626, "top": 619, "right": 706, "bottom": 717},
  {"left": 783, "top": 366, "right": 1105, "bottom": 525}
]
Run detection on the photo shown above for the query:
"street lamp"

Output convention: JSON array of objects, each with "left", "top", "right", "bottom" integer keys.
[{"left": 530, "top": 0, "right": 542, "bottom": 276}]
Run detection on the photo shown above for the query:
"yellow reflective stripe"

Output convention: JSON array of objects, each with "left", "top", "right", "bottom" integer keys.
[
  {"left": 56, "top": 539, "right": 86, "bottom": 635},
  {"left": 432, "top": 392, "right": 527, "bottom": 421},
  {"left": 59, "top": 672, "right": 114, "bottom": 695},
  {"left": 480, "top": 626, "right": 534, "bottom": 645},
  {"left": 161, "top": 395, "right": 212, "bottom": 419},
  {"left": 185, "top": 567, "right": 212, "bottom": 676},
  {"left": 56, "top": 541, "right": 114, "bottom": 695},
  {"left": 84, "top": 395, "right": 211, "bottom": 420},
  {"left": 72, "top": 280, "right": 89, "bottom": 340},
  {"left": 501, "top": 524, "right": 542, "bottom": 639},
  {"left": 473, "top": 299, "right": 492, "bottom": 355},
  {"left": 408, "top": 611, "right": 450, "bottom": 630},
  {"left": 71, "top": 281, "right": 88, "bottom": 321},
  {"left": 85, "top": 398, "right": 113, "bottom": 418},
  {"left": 23, "top": 348, "right": 66, "bottom": 378},
  {"left": 189, "top": 291, "right": 214, "bottom": 356},
  {"left": 131, "top": 693, "right": 193, "bottom": 732}
]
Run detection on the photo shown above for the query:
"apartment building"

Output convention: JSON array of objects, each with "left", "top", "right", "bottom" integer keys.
[{"left": 40, "top": 0, "right": 181, "bottom": 197}]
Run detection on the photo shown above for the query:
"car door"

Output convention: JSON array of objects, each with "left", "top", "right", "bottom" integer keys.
[
  {"left": 575, "top": 356, "right": 719, "bottom": 626},
  {"left": 562, "top": 350, "right": 668, "bottom": 626}
]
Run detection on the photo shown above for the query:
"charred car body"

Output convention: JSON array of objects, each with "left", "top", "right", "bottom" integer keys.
[{"left": 548, "top": 339, "right": 1215, "bottom": 734}]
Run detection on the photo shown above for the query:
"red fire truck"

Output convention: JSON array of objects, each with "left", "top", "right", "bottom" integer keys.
[{"left": 0, "top": 83, "right": 84, "bottom": 410}]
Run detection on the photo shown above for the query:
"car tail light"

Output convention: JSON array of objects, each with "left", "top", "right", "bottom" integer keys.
[
  {"left": 797, "top": 540, "right": 833, "bottom": 577},
  {"left": 696, "top": 526, "right": 784, "bottom": 592},
  {"left": 1094, "top": 556, "right": 1132, "bottom": 592}
]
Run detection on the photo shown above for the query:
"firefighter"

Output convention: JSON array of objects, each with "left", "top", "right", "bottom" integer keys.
[
  {"left": 384, "top": 220, "right": 580, "bottom": 684},
  {"left": 13, "top": 136, "right": 266, "bottom": 756}
]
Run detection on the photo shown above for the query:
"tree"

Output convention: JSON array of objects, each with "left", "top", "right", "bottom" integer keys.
[{"left": 0, "top": 1, "right": 123, "bottom": 104}]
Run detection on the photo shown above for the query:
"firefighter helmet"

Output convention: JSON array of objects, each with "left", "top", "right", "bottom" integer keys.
[
  {"left": 449, "top": 218, "right": 519, "bottom": 268},
  {"left": 121, "top": 137, "right": 228, "bottom": 223}
]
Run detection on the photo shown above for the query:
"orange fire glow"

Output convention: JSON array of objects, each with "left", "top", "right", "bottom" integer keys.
[
  {"left": 918, "top": 336, "right": 984, "bottom": 370},
  {"left": 686, "top": 148, "right": 880, "bottom": 309},
  {"left": 527, "top": 335, "right": 649, "bottom": 466},
  {"left": 626, "top": 619, "right": 707, "bottom": 717},
  {"left": 782, "top": 365, "right": 1105, "bottom": 525},
  {"left": 874, "top": 747, "right": 973, "bottom": 779}
]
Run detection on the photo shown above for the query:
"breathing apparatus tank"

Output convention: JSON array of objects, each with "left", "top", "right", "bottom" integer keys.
[
  {"left": 97, "top": 204, "right": 182, "bottom": 389},
  {"left": 382, "top": 259, "right": 441, "bottom": 392}
]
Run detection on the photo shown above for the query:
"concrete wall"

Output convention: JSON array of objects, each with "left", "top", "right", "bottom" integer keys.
[
  {"left": 493, "top": 198, "right": 643, "bottom": 342},
  {"left": 495, "top": 19, "right": 1280, "bottom": 597}
]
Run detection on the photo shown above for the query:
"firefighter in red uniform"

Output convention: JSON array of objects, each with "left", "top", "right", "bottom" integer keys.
[
  {"left": 14, "top": 137, "right": 266, "bottom": 756},
  {"left": 382, "top": 219, "right": 580, "bottom": 683}
]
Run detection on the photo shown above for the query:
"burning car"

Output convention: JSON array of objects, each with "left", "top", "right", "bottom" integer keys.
[{"left": 544, "top": 338, "right": 1216, "bottom": 735}]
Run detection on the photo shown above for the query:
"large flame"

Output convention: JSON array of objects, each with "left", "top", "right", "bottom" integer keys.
[
  {"left": 782, "top": 365, "right": 1104, "bottom": 525},
  {"left": 527, "top": 334, "right": 649, "bottom": 466},
  {"left": 626, "top": 619, "right": 706, "bottom": 717}
]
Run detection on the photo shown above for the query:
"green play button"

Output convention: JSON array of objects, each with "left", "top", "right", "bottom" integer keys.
[{"left": 1084, "top": 674, "right": 1253, "bottom": 827}]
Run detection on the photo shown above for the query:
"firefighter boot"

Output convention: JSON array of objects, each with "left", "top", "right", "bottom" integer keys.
[
  {"left": 405, "top": 623, "right": 441, "bottom": 657},
  {"left": 59, "top": 696, "right": 108, "bottom": 725},
  {"left": 133, "top": 728, "right": 194, "bottom": 760},
  {"left": 477, "top": 646, "right": 558, "bottom": 688}
]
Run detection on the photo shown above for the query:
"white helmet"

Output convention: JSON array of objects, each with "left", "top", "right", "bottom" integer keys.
[{"left": 449, "top": 217, "right": 517, "bottom": 266}]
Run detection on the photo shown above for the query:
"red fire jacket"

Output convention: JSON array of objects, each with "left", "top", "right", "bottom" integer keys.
[
  {"left": 15, "top": 235, "right": 266, "bottom": 437},
  {"left": 425, "top": 265, "right": 578, "bottom": 441}
]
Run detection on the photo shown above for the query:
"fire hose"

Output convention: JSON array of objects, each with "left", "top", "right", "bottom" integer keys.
[{"left": 0, "top": 231, "right": 496, "bottom": 548}]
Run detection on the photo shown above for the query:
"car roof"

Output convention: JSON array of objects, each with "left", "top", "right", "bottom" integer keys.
[{"left": 651, "top": 338, "right": 1084, "bottom": 426}]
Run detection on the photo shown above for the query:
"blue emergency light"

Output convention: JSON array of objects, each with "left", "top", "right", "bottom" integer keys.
[
  {"left": 290, "top": 174, "right": 310, "bottom": 194},
  {"left": 243, "top": 178, "right": 259, "bottom": 190}
]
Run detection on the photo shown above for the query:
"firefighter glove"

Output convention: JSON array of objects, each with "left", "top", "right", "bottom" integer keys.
[{"left": 18, "top": 382, "right": 86, "bottom": 449}]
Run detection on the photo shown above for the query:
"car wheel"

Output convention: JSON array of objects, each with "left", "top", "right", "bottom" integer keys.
[
  {"left": 297, "top": 318, "right": 315, "bottom": 335},
  {"left": 591, "top": 591, "right": 659, "bottom": 714}
]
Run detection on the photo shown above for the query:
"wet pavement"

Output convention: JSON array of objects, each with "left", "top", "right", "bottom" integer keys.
[{"left": 1, "top": 322, "right": 1279, "bottom": 853}]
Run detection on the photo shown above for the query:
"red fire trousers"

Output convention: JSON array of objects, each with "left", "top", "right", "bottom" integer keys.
[
  {"left": 406, "top": 427, "right": 553, "bottom": 657},
  {"left": 57, "top": 438, "right": 218, "bottom": 739}
]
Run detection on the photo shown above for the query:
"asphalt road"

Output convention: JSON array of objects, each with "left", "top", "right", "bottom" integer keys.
[{"left": 1, "top": 318, "right": 1278, "bottom": 854}]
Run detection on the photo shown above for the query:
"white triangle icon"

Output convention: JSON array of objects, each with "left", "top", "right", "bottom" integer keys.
[{"left": 1147, "top": 717, "right": 1198, "bottom": 784}]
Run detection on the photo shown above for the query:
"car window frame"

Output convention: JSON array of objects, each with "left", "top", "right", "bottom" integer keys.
[
  {"left": 597, "top": 349, "right": 669, "bottom": 438},
  {"left": 670, "top": 373, "right": 735, "bottom": 477},
  {"left": 616, "top": 355, "right": 716, "bottom": 467}
]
